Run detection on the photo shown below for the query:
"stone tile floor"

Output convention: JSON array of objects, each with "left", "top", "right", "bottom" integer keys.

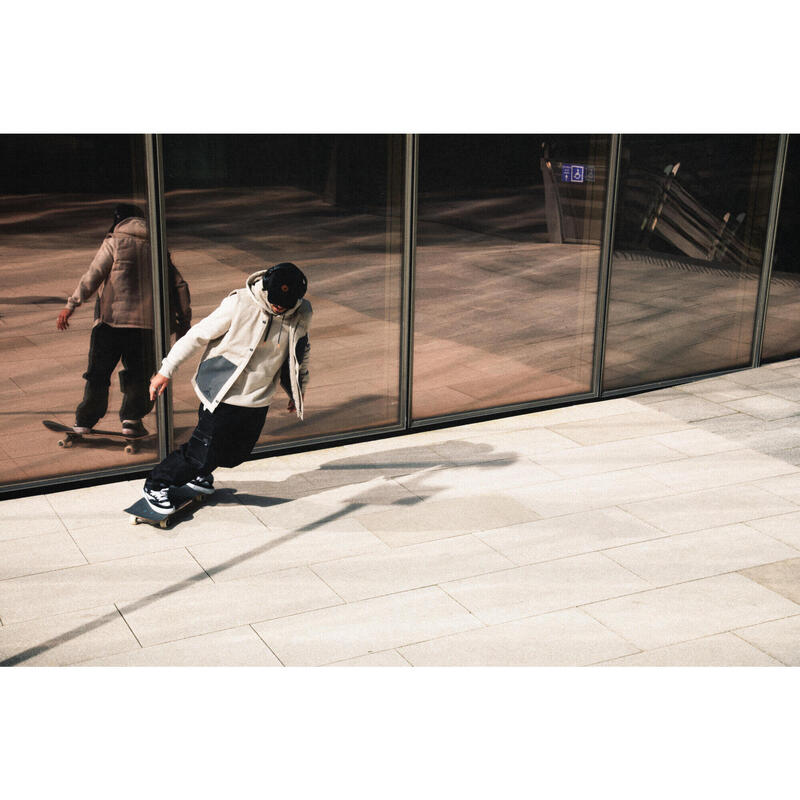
[{"left": 3, "top": 358, "right": 800, "bottom": 666}]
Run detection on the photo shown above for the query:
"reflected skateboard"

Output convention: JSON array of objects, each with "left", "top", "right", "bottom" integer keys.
[
  {"left": 42, "top": 420, "right": 154, "bottom": 455},
  {"left": 124, "top": 485, "right": 206, "bottom": 529}
]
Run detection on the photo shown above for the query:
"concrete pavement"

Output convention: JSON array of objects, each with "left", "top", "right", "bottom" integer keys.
[{"left": 2, "top": 358, "right": 800, "bottom": 666}]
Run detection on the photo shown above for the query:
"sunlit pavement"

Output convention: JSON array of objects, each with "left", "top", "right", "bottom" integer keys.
[{"left": 2, "top": 358, "right": 800, "bottom": 666}]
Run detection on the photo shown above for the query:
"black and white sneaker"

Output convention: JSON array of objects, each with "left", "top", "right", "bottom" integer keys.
[
  {"left": 185, "top": 474, "right": 214, "bottom": 495},
  {"left": 143, "top": 485, "right": 175, "bottom": 514},
  {"left": 122, "top": 420, "right": 148, "bottom": 437}
]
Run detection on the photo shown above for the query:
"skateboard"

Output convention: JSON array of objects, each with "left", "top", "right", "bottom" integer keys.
[
  {"left": 42, "top": 420, "right": 154, "bottom": 455},
  {"left": 124, "top": 485, "right": 206, "bottom": 529}
]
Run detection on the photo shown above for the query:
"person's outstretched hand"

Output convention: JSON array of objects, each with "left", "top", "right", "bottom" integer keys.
[
  {"left": 149, "top": 373, "right": 170, "bottom": 401},
  {"left": 56, "top": 308, "right": 73, "bottom": 330}
]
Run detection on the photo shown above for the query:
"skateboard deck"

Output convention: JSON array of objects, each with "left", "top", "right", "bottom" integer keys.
[
  {"left": 42, "top": 420, "right": 154, "bottom": 455},
  {"left": 124, "top": 485, "right": 206, "bottom": 529}
]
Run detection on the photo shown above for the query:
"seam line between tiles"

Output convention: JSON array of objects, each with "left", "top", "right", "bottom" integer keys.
[
  {"left": 114, "top": 602, "right": 143, "bottom": 648},
  {"left": 248, "top": 624, "right": 286, "bottom": 666},
  {"left": 728, "top": 630, "right": 790, "bottom": 667},
  {"left": 184, "top": 548, "right": 215, "bottom": 584}
]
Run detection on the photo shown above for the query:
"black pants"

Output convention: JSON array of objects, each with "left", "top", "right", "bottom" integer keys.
[
  {"left": 146, "top": 402, "right": 269, "bottom": 490},
  {"left": 76, "top": 323, "right": 156, "bottom": 428}
]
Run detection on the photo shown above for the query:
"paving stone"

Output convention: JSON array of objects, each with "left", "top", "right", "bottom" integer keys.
[
  {"left": 252, "top": 586, "right": 483, "bottom": 666},
  {"left": 508, "top": 469, "right": 674, "bottom": 518},
  {"left": 477, "top": 507, "right": 666, "bottom": 566},
  {"left": 441, "top": 552, "right": 650, "bottom": 625},
  {"left": 597, "top": 633, "right": 781, "bottom": 666},
  {"left": 745, "top": 513, "right": 800, "bottom": 552},
  {"left": 531, "top": 436, "right": 685, "bottom": 479},
  {"left": 0, "top": 605, "right": 139, "bottom": 667},
  {"left": 647, "top": 396, "right": 737, "bottom": 422},
  {"left": 621, "top": 484, "right": 800, "bottom": 535},
  {"left": 311, "top": 534, "right": 513, "bottom": 602},
  {"left": 355, "top": 493, "right": 539, "bottom": 547},
  {"left": 638, "top": 449, "right": 798, "bottom": 493},
  {"left": 119, "top": 567, "right": 343, "bottom": 648},
  {"left": 188, "top": 519, "right": 388, "bottom": 583},
  {"left": 547, "top": 409, "right": 690, "bottom": 446},
  {"left": 723, "top": 394, "right": 800, "bottom": 421},
  {"left": 0, "top": 494, "right": 66, "bottom": 541},
  {"left": 77, "top": 625, "right": 282, "bottom": 666},
  {"left": 649, "top": 428, "right": 740, "bottom": 456},
  {"left": 0, "top": 548, "right": 210, "bottom": 625},
  {"left": 68, "top": 501, "right": 268, "bottom": 563},
  {"left": 400, "top": 609, "right": 638, "bottom": 666},
  {"left": 735, "top": 615, "right": 800, "bottom": 666},
  {"left": 738, "top": 557, "right": 800, "bottom": 605},
  {"left": 584, "top": 573, "right": 800, "bottom": 651},
  {"left": 394, "top": 458, "right": 560, "bottom": 499},
  {"left": 328, "top": 650, "right": 410, "bottom": 667},
  {"left": 0, "top": 530, "right": 86, "bottom": 580},
  {"left": 752, "top": 472, "right": 800, "bottom": 506},
  {"left": 604, "top": 524, "right": 798, "bottom": 586}
]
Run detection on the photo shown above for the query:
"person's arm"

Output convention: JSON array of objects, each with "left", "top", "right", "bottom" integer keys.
[
  {"left": 157, "top": 293, "right": 238, "bottom": 381},
  {"left": 168, "top": 256, "right": 192, "bottom": 338},
  {"left": 57, "top": 236, "right": 114, "bottom": 330}
]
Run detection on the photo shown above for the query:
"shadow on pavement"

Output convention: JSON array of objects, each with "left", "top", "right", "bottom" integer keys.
[{"left": 1, "top": 439, "right": 517, "bottom": 666}]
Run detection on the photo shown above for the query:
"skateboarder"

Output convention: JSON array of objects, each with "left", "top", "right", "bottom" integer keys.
[
  {"left": 142, "top": 262, "right": 311, "bottom": 513},
  {"left": 57, "top": 204, "right": 192, "bottom": 438}
]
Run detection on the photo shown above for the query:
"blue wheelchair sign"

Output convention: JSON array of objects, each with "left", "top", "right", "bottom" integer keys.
[{"left": 560, "top": 163, "right": 588, "bottom": 184}]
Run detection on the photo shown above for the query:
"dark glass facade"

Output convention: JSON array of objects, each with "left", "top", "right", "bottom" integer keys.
[
  {"left": 603, "top": 134, "right": 778, "bottom": 390},
  {"left": 161, "top": 134, "right": 406, "bottom": 448},
  {"left": 0, "top": 134, "right": 159, "bottom": 488},
  {"left": 1, "top": 133, "right": 799, "bottom": 494},
  {"left": 414, "top": 135, "right": 609, "bottom": 419}
]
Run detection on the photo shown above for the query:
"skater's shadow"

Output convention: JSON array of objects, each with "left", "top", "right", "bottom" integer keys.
[{"left": 0, "top": 438, "right": 520, "bottom": 665}]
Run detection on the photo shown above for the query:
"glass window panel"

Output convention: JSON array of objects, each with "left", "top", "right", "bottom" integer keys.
[
  {"left": 161, "top": 134, "right": 405, "bottom": 449},
  {"left": 0, "top": 134, "right": 159, "bottom": 489},
  {"left": 412, "top": 134, "right": 609, "bottom": 420},
  {"left": 762, "top": 136, "right": 800, "bottom": 362},
  {"left": 603, "top": 134, "right": 778, "bottom": 390}
]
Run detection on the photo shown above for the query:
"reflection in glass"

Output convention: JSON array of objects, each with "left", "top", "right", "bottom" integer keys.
[
  {"left": 762, "top": 137, "right": 800, "bottom": 362},
  {"left": 413, "top": 134, "right": 609, "bottom": 419},
  {"left": 0, "top": 134, "right": 158, "bottom": 487},
  {"left": 603, "top": 134, "right": 778, "bottom": 390},
  {"left": 161, "top": 134, "right": 405, "bottom": 448}
]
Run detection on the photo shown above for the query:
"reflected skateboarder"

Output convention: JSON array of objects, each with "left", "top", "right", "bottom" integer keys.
[
  {"left": 142, "top": 262, "right": 311, "bottom": 514},
  {"left": 57, "top": 204, "right": 191, "bottom": 439}
]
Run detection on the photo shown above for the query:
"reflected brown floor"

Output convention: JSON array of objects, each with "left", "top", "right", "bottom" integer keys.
[{"left": 3, "top": 188, "right": 800, "bottom": 489}]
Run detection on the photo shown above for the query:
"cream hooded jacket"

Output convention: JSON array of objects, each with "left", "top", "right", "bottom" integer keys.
[{"left": 158, "top": 271, "right": 311, "bottom": 417}]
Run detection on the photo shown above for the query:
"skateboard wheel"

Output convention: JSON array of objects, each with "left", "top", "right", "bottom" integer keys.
[
  {"left": 159, "top": 520, "right": 168, "bottom": 529},
  {"left": 57, "top": 439, "right": 65, "bottom": 448},
  {"left": 124, "top": 445, "right": 135, "bottom": 455},
  {"left": 130, "top": 516, "right": 140, "bottom": 526},
  {"left": 62, "top": 439, "right": 73, "bottom": 448}
]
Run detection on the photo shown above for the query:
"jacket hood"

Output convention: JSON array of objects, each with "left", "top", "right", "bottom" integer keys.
[
  {"left": 113, "top": 217, "right": 148, "bottom": 239},
  {"left": 246, "top": 269, "right": 302, "bottom": 316}
]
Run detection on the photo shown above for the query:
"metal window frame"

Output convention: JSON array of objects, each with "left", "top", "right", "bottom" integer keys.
[
  {"left": 751, "top": 133, "right": 789, "bottom": 368},
  {"left": 400, "top": 133, "right": 419, "bottom": 429},
  {"left": 144, "top": 134, "right": 173, "bottom": 461},
  {"left": 594, "top": 134, "right": 622, "bottom": 398}
]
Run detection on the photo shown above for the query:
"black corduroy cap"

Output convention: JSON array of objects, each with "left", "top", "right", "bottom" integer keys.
[{"left": 262, "top": 262, "right": 308, "bottom": 308}]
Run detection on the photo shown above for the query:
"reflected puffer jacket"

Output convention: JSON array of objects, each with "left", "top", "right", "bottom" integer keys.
[
  {"left": 66, "top": 217, "right": 157, "bottom": 328},
  {"left": 158, "top": 270, "right": 312, "bottom": 418}
]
